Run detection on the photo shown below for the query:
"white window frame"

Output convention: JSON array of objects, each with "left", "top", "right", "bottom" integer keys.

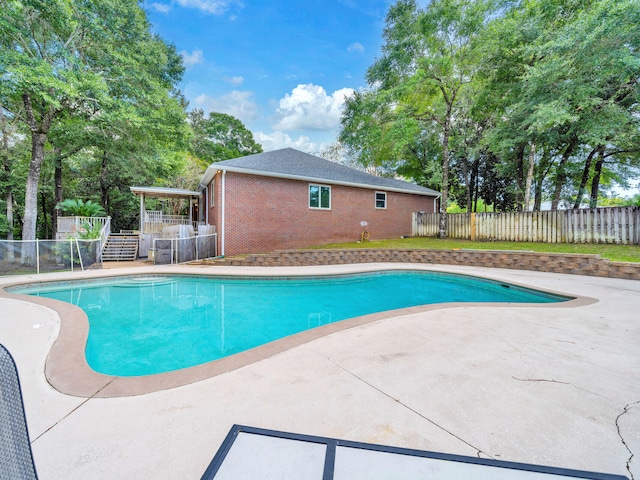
[
  {"left": 309, "top": 184, "right": 331, "bottom": 210},
  {"left": 375, "top": 191, "right": 387, "bottom": 209}
]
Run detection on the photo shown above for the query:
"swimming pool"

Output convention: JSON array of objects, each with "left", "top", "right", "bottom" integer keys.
[{"left": 12, "top": 271, "right": 568, "bottom": 377}]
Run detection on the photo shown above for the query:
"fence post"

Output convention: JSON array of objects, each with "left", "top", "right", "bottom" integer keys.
[
  {"left": 36, "top": 239, "right": 40, "bottom": 275},
  {"left": 630, "top": 207, "right": 640, "bottom": 245},
  {"left": 470, "top": 213, "right": 476, "bottom": 241},
  {"left": 75, "top": 238, "right": 84, "bottom": 271}
]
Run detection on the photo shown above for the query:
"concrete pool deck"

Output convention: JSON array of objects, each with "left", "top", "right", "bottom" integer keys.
[{"left": 0, "top": 263, "right": 638, "bottom": 479}]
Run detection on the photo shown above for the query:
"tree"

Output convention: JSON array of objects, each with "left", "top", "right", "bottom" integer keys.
[
  {"left": 339, "top": 90, "right": 424, "bottom": 178},
  {"left": 0, "top": 0, "right": 186, "bottom": 249},
  {"left": 56, "top": 198, "right": 107, "bottom": 217},
  {"left": 479, "top": 0, "right": 640, "bottom": 210},
  {"left": 189, "top": 109, "right": 262, "bottom": 162},
  {"left": 0, "top": 104, "right": 27, "bottom": 239},
  {"left": 1, "top": 0, "right": 104, "bottom": 244},
  {"left": 85, "top": 87, "right": 190, "bottom": 228},
  {"left": 340, "top": 0, "right": 640, "bottom": 216},
  {"left": 340, "top": 0, "right": 491, "bottom": 236}
]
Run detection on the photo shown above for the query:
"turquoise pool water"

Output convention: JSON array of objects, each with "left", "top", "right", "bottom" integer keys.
[{"left": 13, "top": 271, "right": 567, "bottom": 376}]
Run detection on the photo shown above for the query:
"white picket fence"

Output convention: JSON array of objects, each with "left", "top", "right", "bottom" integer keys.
[{"left": 412, "top": 207, "right": 640, "bottom": 244}]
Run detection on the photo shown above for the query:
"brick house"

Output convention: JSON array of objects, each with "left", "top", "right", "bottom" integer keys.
[{"left": 198, "top": 148, "right": 440, "bottom": 256}]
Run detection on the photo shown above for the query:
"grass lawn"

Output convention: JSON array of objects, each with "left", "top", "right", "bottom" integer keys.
[{"left": 310, "top": 237, "right": 640, "bottom": 263}]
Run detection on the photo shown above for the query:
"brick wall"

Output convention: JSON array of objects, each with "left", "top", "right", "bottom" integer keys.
[
  {"left": 205, "top": 173, "right": 219, "bottom": 229},
  {"left": 208, "top": 172, "right": 436, "bottom": 255},
  {"left": 217, "top": 249, "right": 640, "bottom": 280}
]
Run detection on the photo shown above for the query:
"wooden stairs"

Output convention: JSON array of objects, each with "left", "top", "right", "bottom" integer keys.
[{"left": 102, "top": 233, "right": 139, "bottom": 261}]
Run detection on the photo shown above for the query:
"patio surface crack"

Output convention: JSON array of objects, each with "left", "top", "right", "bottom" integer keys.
[
  {"left": 32, "top": 378, "right": 116, "bottom": 444},
  {"left": 616, "top": 400, "right": 640, "bottom": 480},
  {"left": 319, "top": 352, "right": 492, "bottom": 459}
]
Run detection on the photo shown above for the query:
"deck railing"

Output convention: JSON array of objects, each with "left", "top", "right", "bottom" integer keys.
[
  {"left": 56, "top": 216, "right": 111, "bottom": 262},
  {"left": 143, "top": 211, "right": 203, "bottom": 233},
  {"left": 57, "top": 216, "right": 111, "bottom": 239},
  {"left": 97, "top": 217, "right": 111, "bottom": 262}
]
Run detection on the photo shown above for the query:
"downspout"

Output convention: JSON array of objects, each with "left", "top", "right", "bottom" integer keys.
[
  {"left": 221, "top": 170, "right": 226, "bottom": 257},
  {"left": 205, "top": 188, "right": 209, "bottom": 225}
]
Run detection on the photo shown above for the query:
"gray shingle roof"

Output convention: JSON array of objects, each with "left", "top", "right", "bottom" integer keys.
[{"left": 206, "top": 148, "right": 440, "bottom": 196}]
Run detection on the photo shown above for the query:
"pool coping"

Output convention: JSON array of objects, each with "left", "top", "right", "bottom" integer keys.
[{"left": 0, "top": 264, "right": 597, "bottom": 398}]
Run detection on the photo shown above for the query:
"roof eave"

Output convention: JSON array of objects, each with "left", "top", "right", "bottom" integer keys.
[
  {"left": 129, "top": 186, "right": 202, "bottom": 199},
  {"left": 203, "top": 165, "right": 440, "bottom": 197},
  {"left": 198, "top": 165, "right": 217, "bottom": 191}
]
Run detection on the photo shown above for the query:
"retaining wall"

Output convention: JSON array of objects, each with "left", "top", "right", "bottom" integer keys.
[{"left": 214, "top": 249, "right": 640, "bottom": 280}]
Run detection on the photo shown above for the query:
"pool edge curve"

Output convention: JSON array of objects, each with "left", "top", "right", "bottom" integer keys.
[{"left": 0, "top": 265, "right": 596, "bottom": 398}]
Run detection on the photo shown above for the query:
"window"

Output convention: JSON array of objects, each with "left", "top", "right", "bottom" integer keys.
[
  {"left": 375, "top": 191, "right": 387, "bottom": 209},
  {"left": 309, "top": 184, "right": 331, "bottom": 209},
  {"left": 209, "top": 181, "right": 215, "bottom": 207}
]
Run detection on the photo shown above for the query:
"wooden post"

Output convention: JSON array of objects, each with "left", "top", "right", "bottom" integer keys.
[{"left": 470, "top": 212, "right": 476, "bottom": 241}]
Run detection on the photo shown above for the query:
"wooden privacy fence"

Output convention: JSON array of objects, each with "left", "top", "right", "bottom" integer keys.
[{"left": 412, "top": 207, "right": 640, "bottom": 244}]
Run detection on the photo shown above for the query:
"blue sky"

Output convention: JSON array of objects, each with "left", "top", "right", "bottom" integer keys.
[{"left": 145, "top": 0, "right": 393, "bottom": 154}]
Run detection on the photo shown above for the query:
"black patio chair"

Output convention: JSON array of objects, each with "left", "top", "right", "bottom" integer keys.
[{"left": 0, "top": 343, "right": 39, "bottom": 480}]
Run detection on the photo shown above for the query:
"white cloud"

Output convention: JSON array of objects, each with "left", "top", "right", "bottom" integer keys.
[
  {"left": 180, "top": 49, "right": 204, "bottom": 67},
  {"left": 193, "top": 91, "right": 258, "bottom": 123},
  {"left": 175, "top": 0, "right": 240, "bottom": 15},
  {"left": 347, "top": 42, "right": 365, "bottom": 53},
  {"left": 273, "top": 84, "right": 355, "bottom": 132},
  {"left": 254, "top": 131, "right": 318, "bottom": 153},
  {"left": 223, "top": 76, "right": 244, "bottom": 85},
  {"left": 148, "top": 2, "right": 171, "bottom": 13}
]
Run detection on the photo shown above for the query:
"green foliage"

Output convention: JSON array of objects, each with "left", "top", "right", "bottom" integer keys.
[
  {"left": 341, "top": 0, "right": 494, "bottom": 234},
  {"left": 447, "top": 199, "right": 494, "bottom": 213},
  {"left": 446, "top": 202, "right": 466, "bottom": 213},
  {"left": 338, "top": 0, "right": 640, "bottom": 213},
  {"left": 189, "top": 109, "right": 262, "bottom": 163},
  {"left": 628, "top": 195, "right": 640, "bottom": 207},
  {"left": 0, "top": 209, "right": 8, "bottom": 237},
  {"left": 0, "top": 0, "right": 189, "bottom": 239},
  {"left": 0, "top": 101, "right": 30, "bottom": 239},
  {"left": 599, "top": 194, "right": 640, "bottom": 207},
  {"left": 2, "top": 0, "right": 638, "bottom": 241},
  {"left": 479, "top": 0, "right": 640, "bottom": 209},
  {"left": 77, "top": 221, "right": 102, "bottom": 240},
  {"left": 56, "top": 199, "right": 107, "bottom": 217}
]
